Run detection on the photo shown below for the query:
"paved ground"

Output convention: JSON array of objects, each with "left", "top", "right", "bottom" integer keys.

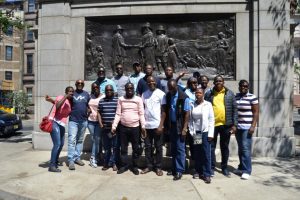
[{"left": 0, "top": 140, "right": 299, "bottom": 200}]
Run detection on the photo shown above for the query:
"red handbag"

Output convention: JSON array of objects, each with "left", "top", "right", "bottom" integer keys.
[{"left": 39, "top": 105, "right": 54, "bottom": 133}]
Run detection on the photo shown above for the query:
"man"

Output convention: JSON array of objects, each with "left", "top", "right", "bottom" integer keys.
[
  {"left": 98, "top": 85, "right": 119, "bottom": 171},
  {"left": 128, "top": 61, "right": 145, "bottom": 94},
  {"left": 160, "top": 66, "right": 184, "bottom": 93},
  {"left": 200, "top": 75, "right": 210, "bottom": 93},
  {"left": 68, "top": 80, "right": 90, "bottom": 170},
  {"left": 111, "top": 63, "right": 129, "bottom": 97},
  {"left": 95, "top": 67, "right": 117, "bottom": 94},
  {"left": 165, "top": 79, "right": 190, "bottom": 180},
  {"left": 136, "top": 64, "right": 162, "bottom": 96},
  {"left": 234, "top": 80, "right": 259, "bottom": 180},
  {"left": 141, "top": 76, "right": 166, "bottom": 176},
  {"left": 111, "top": 25, "right": 134, "bottom": 74},
  {"left": 111, "top": 82, "right": 146, "bottom": 175},
  {"left": 204, "top": 75, "right": 237, "bottom": 177}
]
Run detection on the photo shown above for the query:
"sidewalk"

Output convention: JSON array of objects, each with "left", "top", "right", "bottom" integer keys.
[{"left": 0, "top": 141, "right": 299, "bottom": 200}]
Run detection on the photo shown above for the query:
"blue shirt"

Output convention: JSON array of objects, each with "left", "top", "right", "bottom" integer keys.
[
  {"left": 96, "top": 78, "right": 117, "bottom": 94},
  {"left": 129, "top": 72, "right": 145, "bottom": 93},
  {"left": 69, "top": 90, "right": 90, "bottom": 122},
  {"left": 170, "top": 91, "right": 191, "bottom": 122},
  {"left": 185, "top": 88, "right": 196, "bottom": 102},
  {"left": 136, "top": 76, "right": 162, "bottom": 96}
]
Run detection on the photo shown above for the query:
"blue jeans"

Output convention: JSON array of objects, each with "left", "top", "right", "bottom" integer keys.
[
  {"left": 102, "top": 128, "right": 118, "bottom": 166},
  {"left": 50, "top": 121, "right": 65, "bottom": 167},
  {"left": 236, "top": 129, "right": 252, "bottom": 174},
  {"left": 87, "top": 121, "right": 102, "bottom": 159},
  {"left": 68, "top": 120, "right": 87, "bottom": 162},
  {"left": 170, "top": 123, "right": 186, "bottom": 173},
  {"left": 193, "top": 131, "right": 211, "bottom": 177}
]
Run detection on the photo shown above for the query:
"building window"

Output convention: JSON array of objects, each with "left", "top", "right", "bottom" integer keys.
[
  {"left": 27, "top": 31, "right": 34, "bottom": 41},
  {"left": 27, "top": 54, "right": 33, "bottom": 74},
  {"left": 5, "top": 71, "right": 12, "bottom": 81},
  {"left": 26, "top": 88, "right": 33, "bottom": 103},
  {"left": 28, "top": 0, "right": 35, "bottom": 12},
  {"left": 6, "top": 26, "right": 13, "bottom": 36},
  {"left": 5, "top": 46, "right": 13, "bottom": 61}
]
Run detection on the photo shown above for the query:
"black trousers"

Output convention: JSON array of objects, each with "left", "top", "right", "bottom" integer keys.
[
  {"left": 211, "top": 125, "right": 231, "bottom": 170},
  {"left": 119, "top": 124, "right": 140, "bottom": 168},
  {"left": 144, "top": 129, "right": 164, "bottom": 169}
]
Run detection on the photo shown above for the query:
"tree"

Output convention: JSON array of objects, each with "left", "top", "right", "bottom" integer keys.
[{"left": 6, "top": 91, "right": 29, "bottom": 118}]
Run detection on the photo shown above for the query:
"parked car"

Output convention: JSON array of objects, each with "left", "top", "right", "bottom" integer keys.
[{"left": 0, "top": 110, "right": 23, "bottom": 136}]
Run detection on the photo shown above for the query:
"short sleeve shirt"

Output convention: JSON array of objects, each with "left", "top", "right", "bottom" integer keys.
[
  {"left": 170, "top": 91, "right": 191, "bottom": 122},
  {"left": 69, "top": 90, "right": 90, "bottom": 122}
]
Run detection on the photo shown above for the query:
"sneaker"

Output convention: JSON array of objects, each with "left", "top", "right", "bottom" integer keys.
[
  {"left": 233, "top": 169, "right": 243, "bottom": 176},
  {"left": 68, "top": 162, "right": 75, "bottom": 170},
  {"left": 48, "top": 166, "right": 61, "bottom": 173},
  {"left": 75, "top": 159, "right": 85, "bottom": 166},
  {"left": 89, "top": 158, "right": 97, "bottom": 168},
  {"left": 222, "top": 168, "right": 231, "bottom": 177},
  {"left": 131, "top": 167, "right": 139, "bottom": 175},
  {"left": 203, "top": 176, "right": 211, "bottom": 184},
  {"left": 241, "top": 173, "right": 250, "bottom": 180}
]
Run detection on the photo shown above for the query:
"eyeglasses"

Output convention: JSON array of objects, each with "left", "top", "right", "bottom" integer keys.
[{"left": 76, "top": 82, "right": 84, "bottom": 85}]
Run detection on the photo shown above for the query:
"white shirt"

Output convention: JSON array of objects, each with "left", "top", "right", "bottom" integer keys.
[
  {"left": 189, "top": 100, "right": 215, "bottom": 138},
  {"left": 142, "top": 88, "right": 166, "bottom": 129}
]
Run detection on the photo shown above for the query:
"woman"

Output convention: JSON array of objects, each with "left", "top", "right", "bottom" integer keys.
[
  {"left": 45, "top": 86, "right": 74, "bottom": 172},
  {"left": 189, "top": 87, "right": 215, "bottom": 183},
  {"left": 185, "top": 77, "right": 198, "bottom": 102},
  {"left": 88, "top": 83, "right": 104, "bottom": 168}
]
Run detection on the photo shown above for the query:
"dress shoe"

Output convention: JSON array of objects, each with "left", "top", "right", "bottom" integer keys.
[
  {"left": 156, "top": 169, "right": 163, "bottom": 176},
  {"left": 117, "top": 166, "right": 128, "bottom": 174},
  {"left": 167, "top": 171, "right": 175, "bottom": 176},
  {"left": 48, "top": 166, "right": 61, "bottom": 173},
  {"left": 222, "top": 168, "right": 231, "bottom": 177},
  {"left": 173, "top": 172, "right": 182, "bottom": 181},
  {"left": 193, "top": 173, "right": 199, "bottom": 179},
  {"left": 131, "top": 167, "right": 139, "bottom": 175},
  {"left": 102, "top": 165, "right": 109, "bottom": 171},
  {"left": 112, "top": 165, "right": 118, "bottom": 171},
  {"left": 68, "top": 162, "right": 75, "bottom": 170},
  {"left": 203, "top": 176, "right": 211, "bottom": 184}
]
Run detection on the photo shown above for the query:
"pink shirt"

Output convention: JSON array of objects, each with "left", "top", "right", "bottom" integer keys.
[
  {"left": 88, "top": 94, "right": 104, "bottom": 122},
  {"left": 112, "top": 96, "right": 145, "bottom": 129},
  {"left": 50, "top": 95, "right": 72, "bottom": 126}
]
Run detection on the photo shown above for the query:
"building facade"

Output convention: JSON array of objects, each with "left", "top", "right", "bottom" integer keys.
[{"left": 33, "top": 0, "right": 295, "bottom": 157}]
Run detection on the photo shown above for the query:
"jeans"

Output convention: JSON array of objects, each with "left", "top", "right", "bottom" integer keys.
[
  {"left": 211, "top": 125, "right": 231, "bottom": 170},
  {"left": 119, "top": 124, "right": 140, "bottom": 168},
  {"left": 103, "top": 128, "right": 118, "bottom": 166},
  {"left": 193, "top": 131, "right": 211, "bottom": 177},
  {"left": 87, "top": 121, "right": 102, "bottom": 159},
  {"left": 236, "top": 129, "right": 252, "bottom": 174},
  {"left": 170, "top": 123, "right": 186, "bottom": 173},
  {"left": 144, "top": 129, "right": 163, "bottom": 169},
  {"left": 50, "top": 121, "right": 65, "bottom": 167},
  {"left": 67, "top": 120, "right": 87, "bottom": 162}
]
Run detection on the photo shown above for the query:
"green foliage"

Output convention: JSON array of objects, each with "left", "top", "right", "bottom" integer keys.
[
  {"left": 7, "top": 91, "right": 29, "bottom": 118},
  {"left": 294, "top": 62, "right": 300, "bottom": 76},
  {"left": 0, "top": 10, "right": 25, "bottom": 35}
]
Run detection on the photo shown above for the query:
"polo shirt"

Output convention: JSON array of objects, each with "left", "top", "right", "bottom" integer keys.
[
  {"left": 129, "top": 72, "right": 145, "bottom": 93},
  {"left": 111, "top": 75, "right": 129, "bottom": 97},
  {"left": 136, "top": 76, "right": 162, "bottom": 96},
  {"left": 212, "top": 87, "right": 226, "bottom": 126},
  {"left": 98, "top": 96, "right": 118, "bottom": 129},
  {"left": 236, "top": 92, "right": 258, "bottom": 130},
  {"left": 96, "top": 78, "right": 117, "bottom": 94}
]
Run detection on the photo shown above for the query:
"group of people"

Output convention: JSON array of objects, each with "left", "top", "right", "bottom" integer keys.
[{"left": 45, "top": 61, "right": 258, "bottom": 184}]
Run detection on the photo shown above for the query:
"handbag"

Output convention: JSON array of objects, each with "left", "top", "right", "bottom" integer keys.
[{"left": 39, "top": 105, "right": 54, "bottom": 133}]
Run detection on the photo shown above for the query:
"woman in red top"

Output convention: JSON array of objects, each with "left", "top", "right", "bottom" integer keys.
[{"left": 45, "top": 86, "right": 74, "bottom": 172}]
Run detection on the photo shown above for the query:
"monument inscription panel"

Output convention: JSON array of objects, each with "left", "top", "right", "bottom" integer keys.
[{"left": 85, "top": 14, "right": 235, "bottom": 79}]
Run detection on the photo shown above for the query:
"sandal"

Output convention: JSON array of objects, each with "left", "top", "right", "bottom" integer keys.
[{"left": 156, "top": 169, "right": 163, "bottom": 176}]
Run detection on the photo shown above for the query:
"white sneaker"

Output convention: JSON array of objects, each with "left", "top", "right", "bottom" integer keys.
[
  {"left": 89, "top": 158, "right": 97, "bottom": 168},
  {"left": 241, "top": 173, "right": 250, "bottom": 180},
  {"left": 233, "top": 169, "right": 243, "bottom": 176}
]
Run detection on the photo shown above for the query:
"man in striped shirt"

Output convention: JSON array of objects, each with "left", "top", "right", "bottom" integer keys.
[
  {"left": 98, "top": 85, "right": 119, "bottom": 171},
  {"left": 235, "top": 80, "right": 259, "bottom": 180}
]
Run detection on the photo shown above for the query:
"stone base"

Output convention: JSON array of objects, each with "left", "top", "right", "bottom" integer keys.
[{"left": 32, "top": 132, "right": 296, "bottom": 157}]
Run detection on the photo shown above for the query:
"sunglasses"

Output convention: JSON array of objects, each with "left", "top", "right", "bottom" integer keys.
[{"left": 76, "top": 82, "right": 84, "bottom": 85}]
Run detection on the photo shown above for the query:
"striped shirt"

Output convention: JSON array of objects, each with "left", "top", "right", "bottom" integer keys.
[
  {"left": 98, "top": 96, "right": 118, "bottom": 129},
  {"left": 236, "top": 92, "right": 258, "bottom": 130}
]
